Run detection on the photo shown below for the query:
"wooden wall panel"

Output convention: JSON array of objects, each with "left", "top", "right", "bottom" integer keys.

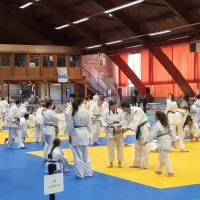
[
  {"left": 0, "top": 67, "right": 12, "bottom": 77},
  {"left": 28, "top": 68, "right": 41, "bottom": 77}
]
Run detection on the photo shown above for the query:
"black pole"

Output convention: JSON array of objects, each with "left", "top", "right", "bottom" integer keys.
[{"left": 48, "top": 164, "right": 56, "bottom": 200}]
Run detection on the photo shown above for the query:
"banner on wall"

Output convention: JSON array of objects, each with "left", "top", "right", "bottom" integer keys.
[{"left": 57, "top": 67, "right": 68, "bottom": 82}]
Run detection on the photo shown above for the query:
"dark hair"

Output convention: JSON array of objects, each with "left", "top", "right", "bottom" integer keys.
[
  {"left": 155, "top": 111, "right": 169, "bottom": 128},
  {"left": 72, "top": 97, "right": 82, "bottom": 116},
  {"left": 70, "top": 93, "right": 78, "bottom": 99},
  {"left": 197, "top": 95, "right": 200, "bottom": 99},
  {"left": 181, "top": 94, "right": 190, "bottom": 109},
  {"left": 1, "top": 97, "right": 4, "bottom": 100},
  {"left": 108, "top": 99, "right": 117, "bottom": 106},
  {"left": 168, "top": 93, "right": 175, "bottom": 102},
  {"left": 187, "top": 117, "right": 193, "bottom": 123},
  {"left": 85, "top": 97, "right": 89, "bottom": 101},
  {"left": 121, "top": 102, "right": 130, "bottom": 108},
  {"left": 15, "top": 100, "right": 21, "bottom": 105},
  {"left": 98, "top": 95, "right": 104, "bottom": 101},
  {"left": 108, "top": 100, "right": 118, "bottom": 115},
  {"left": 45, "top": 99, "right": 53, "bottom": 108},
  {"left": 48, "top": 138, "right": 61, "bottom": 159},
  {"left": 24, "top": 113, "right": 29, "bottom": 120}
]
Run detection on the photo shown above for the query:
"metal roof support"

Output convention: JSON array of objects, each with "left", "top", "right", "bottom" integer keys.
[{"left": 93, "top": 0, "right": 195, "bottom": 96}]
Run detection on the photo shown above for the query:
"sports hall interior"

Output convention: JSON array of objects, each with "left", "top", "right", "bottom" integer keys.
[{"left": 0, "top": 0, "right": 200, "bottom": 200}]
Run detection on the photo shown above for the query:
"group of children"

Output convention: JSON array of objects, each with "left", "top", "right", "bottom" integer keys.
[{"left": 2, "top": 92, "right": 200, "bottom": 178}]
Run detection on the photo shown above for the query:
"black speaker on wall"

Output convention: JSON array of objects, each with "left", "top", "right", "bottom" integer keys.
[{"left": 146, "top": 87, "right": 150, "bottom": 94}]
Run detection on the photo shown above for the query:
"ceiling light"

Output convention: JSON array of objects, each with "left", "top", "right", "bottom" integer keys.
[
  {"left": 55, "top": 24, "right": 70, "bottom": 30},
  {"left": 19, "top": 2, "right": 33, "bottom": 9},
  {"left": 105, "top": 40, "right": 123, "bottom": 45},
  {"left": 86, "top": 45, "right": 102, "bottom": 49},
  {"left": 72, "top": 17, "right": 89, "bottom": 24},
  {"left": 104, "top": 0, "right": 144, "bottom": 14},
  {"left": 148, "top": 30, "right": 171, "bottom": 36},
  {"left": 109, "top": 14, "right": 113, "bottom": 17}
]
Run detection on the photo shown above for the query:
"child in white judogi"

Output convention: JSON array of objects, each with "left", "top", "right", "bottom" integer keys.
[
  {"left": 190, "top": 95, "right": 200, "bottom": 126},
  {"left": 184, "top": 118, "right": 200, "bottom": 141},
  {"left": 46, "top": 138, "right": 69, "bottom": 174},
  {"left": 35, "top": 103, "right": 45, "bottom": 143},
  {"left": 67, "top": 97, "right": 93, "bottom": 179},
  {"left": 102, "top": 100, "right": 124, "bottom": 168},
  {"left": 89, "top": 96, "right": 104, "bottom": 145},
  {"left": 56, "top": 107, "right": 66, "bottom": 137},
  {"left": 29, "top": 109, "right": 36, "bottom": 138},
  {"left": 143, "top": 111, "right": 174, "bottom": 177},
  {"left": 20, "top": 113, "right": 29, "bottom": 142},
  {"left": 121, "top": 102, "right": 151, "bottom": 169}
]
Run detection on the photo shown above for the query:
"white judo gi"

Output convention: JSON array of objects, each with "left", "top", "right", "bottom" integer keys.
[
  {"left": 89, "top": 103, "right": 103, "bottom": 145},
  {"left": 67, "top": 107, "right": 93, "bottom": 178},
  {"left": 8, "top": 105, "right": 25, "bottom": 148},
  {"left": 82, "top": 100, "right": 93, "bottom": 111},
  {"left": 19, "top": 104, "right": 28, "bottom": 118},
  {"left": 122, "top": 107, "right": 151, "bottom": 168},
  {"left": 56, "top": 113, "right": 67, "bottom": 136},
  {"left": 144, "top": 121, "right": 173, "bottom": 174},
  {"left": 190, "top": 99, "right": 200, "bottom": 126},
  {"left": 1, "top": 100, "right": 9, "bottom": 126},
  {"left": 165, "top": 100, "right": 178, "bottom": 135},
  {"left": 19, "top": 117, "right": 27, "bottom": 141},
  {"left": 184, "top": 122, "right": 200, "bottom": 139},
  {"left": 175, "top": 108, "right": 188, "bottom": 141},
  {"left": 65, "top": 102, "right": 72, "bottom": 116},
  {"left": 46, "top": 146, "right": 68, "bottom": 173},
  {"left": 35, "top": 107, "right": 45, "bottom": 143},
  {"left": 43, "top": 109, "right": 59, "bottom": 160},
  {"left": 102, "top": 108, "right": 124, "bottom": 163}
]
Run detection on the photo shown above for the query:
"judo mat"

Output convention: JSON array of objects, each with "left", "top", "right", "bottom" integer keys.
[{"left": 1, "top": 112, "right": 200, "bottom": 200}]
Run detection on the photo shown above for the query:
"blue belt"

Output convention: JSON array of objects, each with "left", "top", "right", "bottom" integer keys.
[
  {"left": 74, "top": 125, "right": 86, "bottom": 128},
  {"left": 136, "top": 121, "right": 148, "bottom": 140}
]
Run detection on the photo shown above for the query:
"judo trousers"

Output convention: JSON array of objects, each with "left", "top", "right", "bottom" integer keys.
[{"left": 72, "top": 145, "right": 93, "bottom": 178}]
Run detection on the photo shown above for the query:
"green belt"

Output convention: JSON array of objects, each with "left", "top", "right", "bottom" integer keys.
[
  {"left": 167, "top": 111, "right": 175, "bottom": 115},
  {"left": 94, "top": 115, "right": 101, "bottom": 117},
  {"left": 157, "top": 133, "right": 168, "bottom": 138}
]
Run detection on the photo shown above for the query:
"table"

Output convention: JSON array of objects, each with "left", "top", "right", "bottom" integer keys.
[{"left": 147, "top": 103, "right": 162, "bottom": 110}]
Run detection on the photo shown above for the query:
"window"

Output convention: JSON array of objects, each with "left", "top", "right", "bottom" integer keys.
[
  {"left": 57, "top": 55, "right": 66, "bottom": 67},
  {"left": 43, "top": 55, "right": 54, "bottom": 68},
  {"left": 30, "top": 55, "right": 40, "bottom": 67},
  {"left": 128, "top": 53, "right": 141, "bottom": 86},
  {"left": 70, "top": 55, "right": 80, "bottom": 68},
  {"left": 1, "top": 54, "right": 11, "bottom": 66},
  {"left": 15, "top": 54, "right": 26, "bottom": 67}
]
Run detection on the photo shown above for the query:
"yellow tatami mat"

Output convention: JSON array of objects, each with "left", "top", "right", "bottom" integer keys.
[{"left": 28, "top": 141, "right": 200, "bottom": 189}]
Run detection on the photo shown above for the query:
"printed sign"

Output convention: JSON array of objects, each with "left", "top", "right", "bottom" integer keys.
[
  {"left": 57, "top": 67, "right": 68, "bottom": 82},
  {"left": 44, "top": 173, "right": 64, "bottom": 195}
]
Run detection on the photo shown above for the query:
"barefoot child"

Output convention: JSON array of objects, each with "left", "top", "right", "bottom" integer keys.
[
  {"left": 143, "top": 111, "right": 174, "bottom": 177},
  {"left": 46, "top": 138, "right": 69, "bottom": 174},
  {"left": 56, "top": 107, "right": 67, "bottom": 137},
  {"left": 184, "top": 118, "right": 200, "bottom": 141}
]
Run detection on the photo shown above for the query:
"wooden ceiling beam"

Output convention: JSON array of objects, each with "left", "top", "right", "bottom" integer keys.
[
  {"left": 39, "top": 0, "right": 100, "bottom": 44},
  {"left": 0, "top": 1, "right": 69, "bottom": 45},
  {"left": 162, "top": 0, "right": 200, "bottom": 37}
]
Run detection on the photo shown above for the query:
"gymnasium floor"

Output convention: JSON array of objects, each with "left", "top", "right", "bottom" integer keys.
[{"left": 0, "top": 112, "right": 200, "bottom": 200}]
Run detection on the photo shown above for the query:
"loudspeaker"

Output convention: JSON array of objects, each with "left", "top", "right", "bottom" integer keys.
[
  {"left": 190, "top": 42, "right": 200, "bottom": 52},
  {"left": 146, "top": 87, "right": 150, "bottom": 94}
]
